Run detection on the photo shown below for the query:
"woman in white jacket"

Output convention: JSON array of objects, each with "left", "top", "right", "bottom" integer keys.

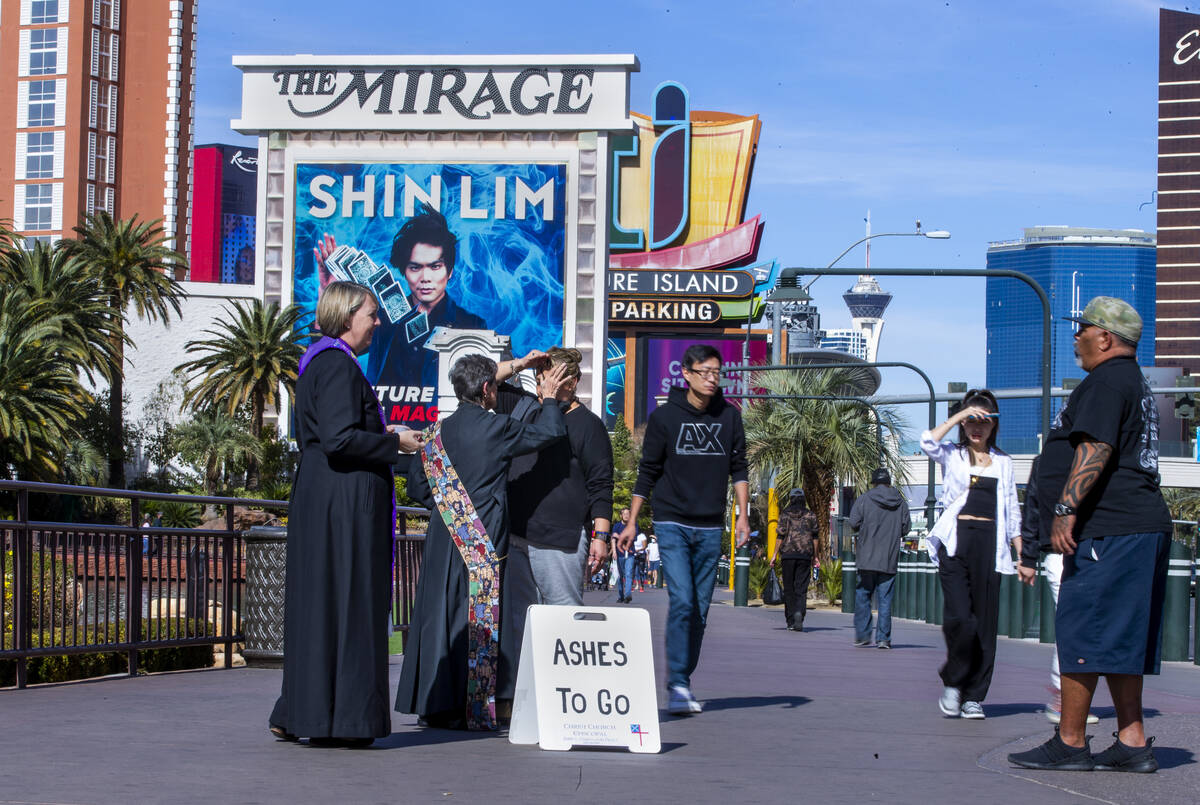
[{"left": 921, "top": 389, "right": 1020, "bottom": 720}]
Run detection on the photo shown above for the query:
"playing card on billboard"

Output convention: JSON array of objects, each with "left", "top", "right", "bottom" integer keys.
[{"left": 293, "top": 162, "right": 567, "bottom": 424}]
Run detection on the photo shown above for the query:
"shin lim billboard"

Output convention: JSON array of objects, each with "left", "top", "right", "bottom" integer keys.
[{"left": 293, "top": 161, "right": 567, "bottom": 424}]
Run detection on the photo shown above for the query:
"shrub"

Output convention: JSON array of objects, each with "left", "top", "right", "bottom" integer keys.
[
  {"left": 157, "top": 499, "right": 201, "bottom": 528},
  {"left": 0, "top": 618, "right": 214, "bottom": 686},
  {"left": 748, "top": 554, "right": 773, "bottom": 600},
  {"left": 2, "top": 551, "right": 78, "bottom": 633},
  {"left": 394, "top": 475, "right": 416, "bottom": 508},
  {"left": 258, "top": 481, "right": 292, "bottom": 508},
  {"left": 819, "top": 558, "right": 843, "bottom": 604}
]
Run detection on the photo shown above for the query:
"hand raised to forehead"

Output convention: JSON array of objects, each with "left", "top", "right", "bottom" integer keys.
[
  {"left": 517, "top": 348, "right": 549, "bottom": 372},
  {"left": 959, "top": 405, "right": 996, "bottom": 422},
  {"left": 537, "top": 362, "right": 571, "bottom": 401}
]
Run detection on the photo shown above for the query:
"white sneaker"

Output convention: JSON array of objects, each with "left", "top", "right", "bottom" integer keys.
[
  {"left": 668, "top": 686, "right": 702, "bottom": 715},
  {"left": 960, "top": 701, "right": 985, "bottom": 719},
  {"left": 938, "top": 686, "right": 961, "bottom": 717}
]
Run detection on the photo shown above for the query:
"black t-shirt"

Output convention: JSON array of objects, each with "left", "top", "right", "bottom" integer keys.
[{"left": 1036, "top": 356, "right": 1171, "bottom": 539}]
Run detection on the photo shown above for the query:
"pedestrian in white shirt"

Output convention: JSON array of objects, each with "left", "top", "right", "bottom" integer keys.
[
  {"left": 921, "top": 389, "right": 1020, "bottom": 721},
  {"left": 646, "top": 536, "right": 661, "bottom": 587}
]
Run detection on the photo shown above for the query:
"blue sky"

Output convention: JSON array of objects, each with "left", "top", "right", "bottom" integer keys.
[{"left": 196, "top": 0, "right": 1172, "bottom": 415}]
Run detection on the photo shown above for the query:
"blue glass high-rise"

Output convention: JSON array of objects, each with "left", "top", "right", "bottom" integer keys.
[{"left": 985, "top": 227, "right": 1156, "bottom": 452}]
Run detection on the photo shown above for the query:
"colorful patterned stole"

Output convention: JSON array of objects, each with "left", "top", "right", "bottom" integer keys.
[{"left": 420, "top": 422, "right": 499, "bottom": 731}]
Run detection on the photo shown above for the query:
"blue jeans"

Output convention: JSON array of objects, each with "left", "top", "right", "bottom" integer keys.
[
  {"left": 654, "top": 521, "right": 724, "bottom": 690},
  {"left": 616, "top": 550, "right": 635, "bottom": 599},
  {"left": 854, "top": 570, "right": 896, "bottom": 644}
]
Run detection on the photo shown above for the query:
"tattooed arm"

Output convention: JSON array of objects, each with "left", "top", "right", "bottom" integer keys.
[{"left": 1049, "top": 438, "right": 1114, "bottom": 555}]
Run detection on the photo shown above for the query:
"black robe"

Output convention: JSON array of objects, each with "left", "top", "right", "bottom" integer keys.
[
  {"left": 395, "top": 399, "right": 565, "bottom": 722},
  {"left": 270, "top": 348, "right": 398, "bottom": 739}
]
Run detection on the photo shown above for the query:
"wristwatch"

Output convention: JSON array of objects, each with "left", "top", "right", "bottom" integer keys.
[{"left": 1053, "top": 502, "right": 1077, "bottom": 517}]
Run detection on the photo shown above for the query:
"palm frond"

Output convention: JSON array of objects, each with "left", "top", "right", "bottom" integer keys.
[
  {"left": 177, "top": 300, "right": 305, "bottom": 436},
  {"left": 742, "top": 367, "right": 910, "bottom": 559}
]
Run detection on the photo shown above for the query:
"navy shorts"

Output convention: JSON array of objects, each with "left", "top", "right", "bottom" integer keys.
[{"left": 1055, "top": 531, "right": 1170, "bottom": 676}]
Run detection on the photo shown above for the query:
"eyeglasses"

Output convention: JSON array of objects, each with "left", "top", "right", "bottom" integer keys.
[
  {"left": 685, "top": 366, "right": 723, "bottom": 379},
  {"left": 1073, "top": 322, "right": 1094, "bottom": 336}
]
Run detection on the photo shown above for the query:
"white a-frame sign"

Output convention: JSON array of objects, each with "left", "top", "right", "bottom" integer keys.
[{"left": 508, "top": 605, "right": 660, "bottom": 753}]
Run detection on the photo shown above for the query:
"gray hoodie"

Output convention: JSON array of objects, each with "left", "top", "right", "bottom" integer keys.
[{"left": 847, "top": 485, "right": 911, "bottom": 573}]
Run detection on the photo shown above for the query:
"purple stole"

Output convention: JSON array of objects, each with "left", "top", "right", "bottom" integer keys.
[
  {"left": 297, "top": 335, "right": 398, "bottom": 550},
  {"left": 419, "top": 422, "right": 500, "bottom": 731}
]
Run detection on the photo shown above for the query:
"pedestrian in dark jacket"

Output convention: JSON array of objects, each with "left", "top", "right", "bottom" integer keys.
[
  {"left": 848, "top": 468, "right": 910, "bottom": 649},
  {"left": 770, "top": 489, "right": 818, "bottom": 631}
]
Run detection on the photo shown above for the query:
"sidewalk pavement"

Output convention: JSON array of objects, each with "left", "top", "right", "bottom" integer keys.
[{"left": 1, "top": 586, "right": 1196, "bottom": 805}]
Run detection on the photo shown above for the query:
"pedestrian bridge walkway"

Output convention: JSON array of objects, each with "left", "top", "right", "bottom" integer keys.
[{"left": 2, "top": 588, "right": 1197, "bottom": 804}]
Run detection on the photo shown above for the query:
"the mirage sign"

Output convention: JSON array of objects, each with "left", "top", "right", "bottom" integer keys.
[{"left": 232, "top": 55, "right": 638, "bottom": 131}]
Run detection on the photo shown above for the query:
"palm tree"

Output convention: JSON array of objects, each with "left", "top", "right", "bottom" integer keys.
[
  {"left": 0, "top": 242, "right": 125, "bottom": 385},
  {"left": 59, "top": 212, "right": 184, "bottom": 488},
  {"left": 0, "top": 292, "right": 90, "bottom": 479},
  {"left": 177, "top": 300, "right": 305, "bottom": 489},
  {"left": 742, "top": 368, "right": 909, "bottom": 563},
  {"left": 59, "top": 437, "right": 107, "bottom": 488},
  {"left": 0, "top": 219, "right": 17, "bottom": 252},
  {"left": 173, "top": 411, "right": 261, "bottom": 497}
]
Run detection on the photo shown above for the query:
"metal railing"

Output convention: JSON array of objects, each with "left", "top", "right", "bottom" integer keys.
[
  {"left": 392, "top": 508, "right": 428, "bottom": 634},
  {"left": 1, "top": 480, "right": 430, "bottom": 689}
]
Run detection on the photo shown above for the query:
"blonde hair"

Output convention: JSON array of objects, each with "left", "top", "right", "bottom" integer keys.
[
  {"left": 545, "top": 346, "right": 583, "bottom": 381},
  {"left": 316, "top": 281, "right": 371, "bottom": 336}
]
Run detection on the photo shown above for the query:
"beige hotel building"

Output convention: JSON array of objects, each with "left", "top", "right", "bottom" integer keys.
[{"left": 0, "top": 0, "right": 196, "bottom": 252}]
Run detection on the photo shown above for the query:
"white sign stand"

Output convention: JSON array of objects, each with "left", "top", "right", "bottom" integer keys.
[{"left": 508, "top": 605, "right": 660, "bottom": 753}]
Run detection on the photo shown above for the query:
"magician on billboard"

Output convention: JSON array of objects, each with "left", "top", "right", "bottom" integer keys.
[{"left": 294, "top": 162, "right": 567, "bottom": 425}]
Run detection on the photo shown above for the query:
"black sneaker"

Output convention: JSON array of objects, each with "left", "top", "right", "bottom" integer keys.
[
  {"left": 853, "top": 638, "right": 871, "bottom": 647},
  {"left": 876, "top": 641, "right": 891, "bottom": 650},
  {"left": 1093, "top": 733, "right": 1157, "bottom": 773},
  {"left": 1008, "top": 730, "right": 1094, "bottom": 771}
]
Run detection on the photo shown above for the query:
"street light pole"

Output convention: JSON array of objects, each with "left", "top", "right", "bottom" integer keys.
[
  {"left": 768, "top": 228, "right": 951, "bottom": 364},
  {"left": 815, "top": 229, "right": 951, "bottom": 284},
  {"left": 724, "top": 393, "right": 887, "bottom": 464},
  {"left": 789, "top": 266, "right": 1053, "bottom": 448},
  {"left": 725, "top": 360, "right": 938, "bottom": 529}
]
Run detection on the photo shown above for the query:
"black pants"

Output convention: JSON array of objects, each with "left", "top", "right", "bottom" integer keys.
[
  {"left": 937, "top": 518, "right": 1000, "bottom": 702},
  {"left": 781, "top": 555, "right": 813, "bottom": 629}
]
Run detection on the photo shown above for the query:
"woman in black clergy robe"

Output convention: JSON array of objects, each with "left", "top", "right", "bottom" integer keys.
[
  {"left": 396, "top": 354, "right": 569, "bottom": 728},
  {"left": 269, "top": 281, "right": 422, "bottom": 747}
]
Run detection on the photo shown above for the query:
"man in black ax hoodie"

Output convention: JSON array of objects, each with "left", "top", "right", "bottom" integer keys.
[
  {"left": 848, "top": 468, "right": 910, "bottom": 649},
  {"left": 618, "top": 344, "right": 749, "bottom": 716}
]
